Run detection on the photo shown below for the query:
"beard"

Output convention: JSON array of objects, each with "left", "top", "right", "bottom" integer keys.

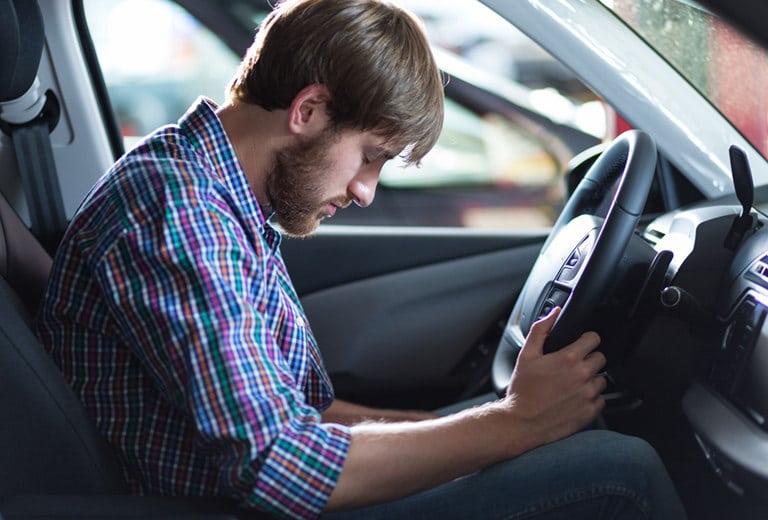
[{"left": 265, "top": 128, "right": 346, "bottom": 237}]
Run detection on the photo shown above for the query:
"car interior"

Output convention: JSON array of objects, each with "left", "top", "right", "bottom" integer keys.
[{"left": 3, "top": 0, "right": 768, "bottom": 518}]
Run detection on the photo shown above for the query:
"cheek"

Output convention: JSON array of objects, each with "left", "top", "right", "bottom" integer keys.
[{"left": 326, "top": 154, "right": 362, "bottom": 187}]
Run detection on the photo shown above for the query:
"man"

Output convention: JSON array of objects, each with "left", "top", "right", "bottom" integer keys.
[{"left": 37, "top": 0, "right": 685, "bottom": 518}]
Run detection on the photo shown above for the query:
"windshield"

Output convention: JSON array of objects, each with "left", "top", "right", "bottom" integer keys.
[{"left": 601, "top": 0, "right": 768, "bottom": 161}]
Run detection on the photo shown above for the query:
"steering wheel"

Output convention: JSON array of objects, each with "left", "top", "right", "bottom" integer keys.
[{"left": 491, "top": 130, "right": 657, "bottom": 395}]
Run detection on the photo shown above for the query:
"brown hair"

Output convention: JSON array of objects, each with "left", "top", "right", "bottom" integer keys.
[{"left": 228, "top": 0, "right": 444, "bottom": 165}]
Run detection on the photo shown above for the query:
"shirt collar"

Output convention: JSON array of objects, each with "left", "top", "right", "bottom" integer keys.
[{"left": 178, "top": 97, "right": 281, "bottom": 251}]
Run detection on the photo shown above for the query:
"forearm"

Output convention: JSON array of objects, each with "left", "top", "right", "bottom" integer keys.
[
  {"left": 325, "top": 400, "right": 533, "bottom": 511},
  {"left": 322, "top": 398, "right": 438, "bottom": 425}
]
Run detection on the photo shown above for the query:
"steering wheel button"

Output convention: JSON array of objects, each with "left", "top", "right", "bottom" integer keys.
[{"left": 551, "top": 289, "right": 568, "bottom": 306}]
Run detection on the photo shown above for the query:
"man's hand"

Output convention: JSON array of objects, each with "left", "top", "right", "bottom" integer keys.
[
  {"left": 326, "top": 306, "right": 607, "bottom": 511},
  {"left": 505, "top": 307, "right": 606, "bottom": 448}
]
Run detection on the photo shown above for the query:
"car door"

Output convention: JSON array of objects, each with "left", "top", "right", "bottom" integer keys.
[
  {"left": 79, "top": 0, "right": 606, "bottom": 410},
  {"left": 281, "top": 226, "right": 546, "bottom": 409}
]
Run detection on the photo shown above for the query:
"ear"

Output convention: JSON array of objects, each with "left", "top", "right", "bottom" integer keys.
[{"left": 287, "top": 84, "right": 332, "bottom": 135}]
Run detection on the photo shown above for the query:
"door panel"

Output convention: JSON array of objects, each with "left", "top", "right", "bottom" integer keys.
[
  {"left": 282, "top": 229, "right": 545, "bottom": 407},
  {"left": 282, "top": 226, "right": 546, "bottom": 294}
]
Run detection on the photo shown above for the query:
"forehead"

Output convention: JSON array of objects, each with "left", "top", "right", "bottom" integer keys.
[{"left": 336, "top": 128, "right": 401, "bottom": 158}]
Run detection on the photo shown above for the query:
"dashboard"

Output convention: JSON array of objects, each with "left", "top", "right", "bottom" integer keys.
[{"left": 650, "top": 204, "right": 768, "bottom": 499}]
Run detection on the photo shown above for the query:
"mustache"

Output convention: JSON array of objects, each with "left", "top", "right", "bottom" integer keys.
[{"left": 329, "top": 196, "right": 353, "bottom": 209}]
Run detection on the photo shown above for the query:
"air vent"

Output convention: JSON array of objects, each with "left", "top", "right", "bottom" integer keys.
[{"left": 748, "top": 255, "right": 768, "bottom": 287}]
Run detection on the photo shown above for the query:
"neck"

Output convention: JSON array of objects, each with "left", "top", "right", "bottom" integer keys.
[{"left": 216, "top": 100, "right": 290, "bottom": 206}]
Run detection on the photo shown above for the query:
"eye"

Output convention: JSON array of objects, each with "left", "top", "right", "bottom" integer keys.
[{"left": 362, "top": 155, "right": 372, "bottom": 166}]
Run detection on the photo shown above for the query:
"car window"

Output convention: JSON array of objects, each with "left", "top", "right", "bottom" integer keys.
[
  {"left": 600, "top": 0, "right": 768, "bottom": 163},
  {"left": 83, "top": 0, "right": 241, "bottom": 149},
  {"left": 84, "top": 0, "right": 604, "bottom": 229}
]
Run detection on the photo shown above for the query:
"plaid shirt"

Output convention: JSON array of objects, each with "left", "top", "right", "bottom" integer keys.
[{"left": 36, "top": 98, "right": 351, "bottom": 519}]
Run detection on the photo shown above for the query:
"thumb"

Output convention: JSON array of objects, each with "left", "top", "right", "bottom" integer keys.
[{"left": 520, "top": 306, "right": 561, "bottom": 358}]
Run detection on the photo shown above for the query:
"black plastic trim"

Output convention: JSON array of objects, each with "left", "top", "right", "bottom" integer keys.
[
  {"left": 282, "top": 227, "right": 546, "bottom": 296},
  {"left": 71, "top": 0, "right": 124, "bottom": 160}
]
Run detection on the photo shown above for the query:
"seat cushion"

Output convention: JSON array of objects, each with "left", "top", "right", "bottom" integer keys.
[{"left": 0, "top": 277, "right": 127, "bottom": 494}]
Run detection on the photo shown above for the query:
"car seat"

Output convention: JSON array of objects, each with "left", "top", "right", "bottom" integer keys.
[
  {"left": 0, "top": 181, "right": 260, "bottom": 519},
  {"left": 0, "top": 0, "right": 129, "bottom": 495},
  {"left": 0, "top": 0, "right": 260, "bottom": 517},
  {"left": 0, "top": 191, "right": 129, "bottom": 495}
]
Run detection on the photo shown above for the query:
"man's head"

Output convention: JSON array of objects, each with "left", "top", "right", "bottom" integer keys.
[{"left": 228, "top": 0, "right": 444, "bottom": 236}]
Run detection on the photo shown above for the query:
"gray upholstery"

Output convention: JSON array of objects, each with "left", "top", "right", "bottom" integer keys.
[
  {"left": 0, "top": 0, "right": 129, "bottom": 497},
  {"left": 0, "top": 192, "right": 127, "bottom": 494}
]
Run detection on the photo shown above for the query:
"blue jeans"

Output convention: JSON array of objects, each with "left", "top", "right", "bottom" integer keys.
[{"left": 323, "top": 426, "right": 686, "bottom": 519}]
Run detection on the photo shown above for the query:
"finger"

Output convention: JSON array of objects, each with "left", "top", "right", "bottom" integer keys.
[
  {"left": 582, "top": 373, "right": 608, "bottom": 398},
  {"left": 593, "top": 374, "right": 608, "bottom": 395},
  {"left": 589, "top": 378, "right": 608, "bottom": 417},
  {"left": 560, "top": 330, "right": 601, "bottom": 360},
  {"left": 521, "top": 307, "right": 561, "bottom": 357},
  {"left": 583, "top": 350, "right": 607, "bottom": 375},
  {"left": 592, "top": 393, "right": 606, "bottom": 416}
]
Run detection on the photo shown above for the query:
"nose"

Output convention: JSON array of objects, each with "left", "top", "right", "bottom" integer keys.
[{"left": 348, "top": 168, "right": 379, "bottom": 208}]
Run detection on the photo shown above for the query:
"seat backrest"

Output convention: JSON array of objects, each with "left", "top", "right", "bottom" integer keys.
[
  {"left": 0, "top": 192, "right": 128, "bottom": 494},
  {"left": 0, "top": 0, "right": 127, "bottom": 496},
  {"left": 0, "top": 192, "right": 52, "bottom": 320}
]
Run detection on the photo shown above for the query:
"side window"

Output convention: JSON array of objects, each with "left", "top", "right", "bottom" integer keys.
[
  {"left": 85, "top": 0, "right": 605, "bottom": 230},
  {"left": 379, "top": 97, "right": 563, "bottom": 228},
  {"left": 84, "top": 0, "right": 241, "bottom": 149},
  {"left": 381, "top": 0, "right": 607, "bottom": 229}
]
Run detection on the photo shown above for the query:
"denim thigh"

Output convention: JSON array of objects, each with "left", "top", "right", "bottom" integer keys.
[{"left": 322, "top": 429, "right": 686, "bottom": 520}]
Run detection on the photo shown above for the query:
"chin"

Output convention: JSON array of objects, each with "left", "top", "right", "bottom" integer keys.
[{"left": 276, "top": 218, "right": 321, "bottom": 238}]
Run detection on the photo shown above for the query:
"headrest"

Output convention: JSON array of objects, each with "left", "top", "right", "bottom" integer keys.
[{"left": 0, "top": 0, "right": 45, "bottom": 103}]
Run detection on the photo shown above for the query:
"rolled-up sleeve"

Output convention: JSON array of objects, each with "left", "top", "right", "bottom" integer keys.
[{"left": 254, "top": 419, "right": 350, "bottom": 516}]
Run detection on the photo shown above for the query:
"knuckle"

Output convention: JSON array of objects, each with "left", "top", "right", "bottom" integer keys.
[
  {"left": 592, "top": 351, "right": 607, "bottom": 369},
  {"left": 562, "top": 349, "right": 579, "bottom": 365},
  {"left": 577, "top": 364, "right": 594, "bottom": 381},
  {"left": 582, "top": 331, "right": 601, "bottom": 345}
]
